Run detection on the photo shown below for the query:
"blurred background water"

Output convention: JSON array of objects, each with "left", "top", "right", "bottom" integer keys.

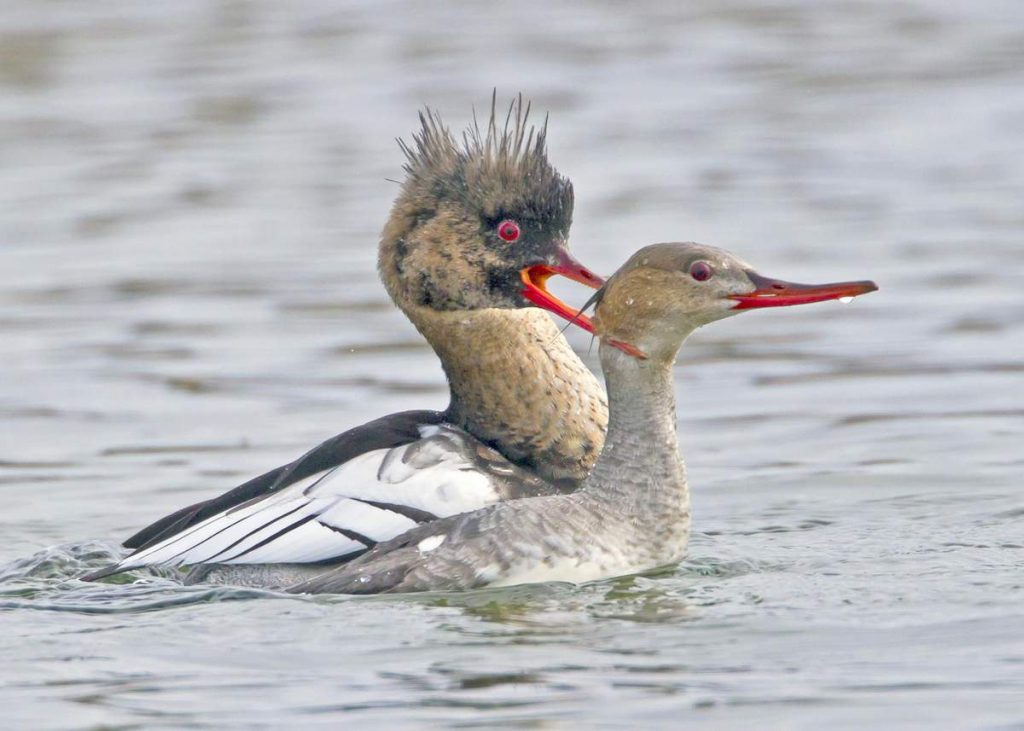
[{"left": 1, "top": 1, "right": 1022, "bottom": 728}]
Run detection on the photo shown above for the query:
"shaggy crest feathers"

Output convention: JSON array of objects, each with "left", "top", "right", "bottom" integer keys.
[{"left": 396, "top": 94, "right": 573, "bottom": 222}]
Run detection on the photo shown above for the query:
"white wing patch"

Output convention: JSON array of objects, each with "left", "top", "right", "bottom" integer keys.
[
  {"left": 109, "top": 426, "right": 503, "bottom": 574},
  {"left": 417, "top": 534, "right": 446, "bottom": 553}
]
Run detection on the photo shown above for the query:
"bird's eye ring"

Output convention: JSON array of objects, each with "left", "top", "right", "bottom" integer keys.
[
  {"left": 497, "top": 220, "right": 520, "bottom": 242},
  {"left": 690, "top": 261, "right": 713, "bottom": 281}
]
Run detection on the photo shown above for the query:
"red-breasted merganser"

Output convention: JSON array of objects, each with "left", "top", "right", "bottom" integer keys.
[
  {"left": 84, "top": 98, "right": 610, "bottom": 586},
  {"left": 285, "top": 243, "right": 877, "bottom": 594}
]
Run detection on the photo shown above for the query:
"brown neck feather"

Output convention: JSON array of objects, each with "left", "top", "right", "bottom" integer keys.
[{"left": 403, "top": 304, "right": 608, "bottom": 486}]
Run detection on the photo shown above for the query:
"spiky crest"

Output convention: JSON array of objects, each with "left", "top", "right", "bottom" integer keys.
[{"left": 397, "top": 93, "right": 572, "bottom": 223}]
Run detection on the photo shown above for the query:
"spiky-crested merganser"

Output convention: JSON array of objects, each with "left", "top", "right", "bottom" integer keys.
[
  {"left": 84, "top": 98, "right": 610, "bottom": 586},
  {"left": 285, "top": 243, "right": 877, "bottom": 594}
]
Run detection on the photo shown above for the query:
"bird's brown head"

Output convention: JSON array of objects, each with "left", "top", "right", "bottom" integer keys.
[
  {"left": 379, "top": 96, "right": 603, "bottom": 326},
  {"left": 592, "top": 242, "right": 878, "bottom": 362}
]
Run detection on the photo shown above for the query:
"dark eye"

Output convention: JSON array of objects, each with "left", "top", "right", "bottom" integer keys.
[
  {"left": 690, "top": 260, "right": 713, "bottom": 281},
  {"left": 497, "top": 220, "right": 521, "bottom": 242}
]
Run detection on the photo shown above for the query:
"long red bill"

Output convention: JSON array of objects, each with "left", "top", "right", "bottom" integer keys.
[
  {"left": 520, "top": 247, "right": 604, "bottom": 334},
  {"left": 729, "top": 271, "right": 878, "bottom": 309}
]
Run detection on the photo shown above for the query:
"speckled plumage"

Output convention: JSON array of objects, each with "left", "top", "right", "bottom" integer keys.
[
  {"left": 378, "top": 97, "right": 607, "bottom": 485},
  {"left": 409, "top": 306, "right": 607, "bottom": 486}
]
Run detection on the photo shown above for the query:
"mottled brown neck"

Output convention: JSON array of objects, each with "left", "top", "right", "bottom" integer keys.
[{"left": 403, "top": 304, "right": 608, "bottom": 486}]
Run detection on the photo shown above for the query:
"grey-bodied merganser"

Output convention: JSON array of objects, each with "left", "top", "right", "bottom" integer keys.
[
  {"left": 83, "top": 97, "right": 611, "bottom": 586},
  {"left": 286, "top": 243, "right": 877, "bottom": 594}
]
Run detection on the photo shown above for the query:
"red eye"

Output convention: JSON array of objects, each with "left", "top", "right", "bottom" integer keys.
[
  {"left": 497, "top": 220, "right": 520, "bottom": 242},
  {"left": 690, "top": 261, "right": 713, "bottom": 281}
]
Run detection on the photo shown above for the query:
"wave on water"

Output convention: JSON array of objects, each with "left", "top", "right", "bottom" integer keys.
[{"left": 0, "top": 541, "right": 284, "bottom": 614}]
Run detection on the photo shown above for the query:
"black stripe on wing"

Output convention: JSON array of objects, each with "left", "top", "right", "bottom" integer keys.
[
  {"left": 350, "top": 498, "right": 438, "bottom": 524},
  {"left": 122, "top": 410, "right": 445, "bottom": 551},
  {"left": 323, "top": 524, "right": 378, "bottom": 548},
  {"left": 218, "top": 513, "right": 322, "bottom": 563},
  {"left": 200, "top": 503, "right": 314, "bottom": 564}
]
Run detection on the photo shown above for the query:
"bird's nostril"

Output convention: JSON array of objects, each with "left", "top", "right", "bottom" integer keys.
[{"left": 772, "top": 283, "right": 785, "bottom": 291}]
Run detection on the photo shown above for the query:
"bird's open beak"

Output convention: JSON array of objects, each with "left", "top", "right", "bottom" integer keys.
[
  {"left": 729, "top": 271, "right": 878, "bottom": 309},
  {"left": 520, "top": 247, "right": 605, "bottom": 333}
]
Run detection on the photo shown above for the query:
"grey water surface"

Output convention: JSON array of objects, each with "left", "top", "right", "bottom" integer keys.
[{"left": 1, "top": 1, "right": 1022, "bottom": 728}]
